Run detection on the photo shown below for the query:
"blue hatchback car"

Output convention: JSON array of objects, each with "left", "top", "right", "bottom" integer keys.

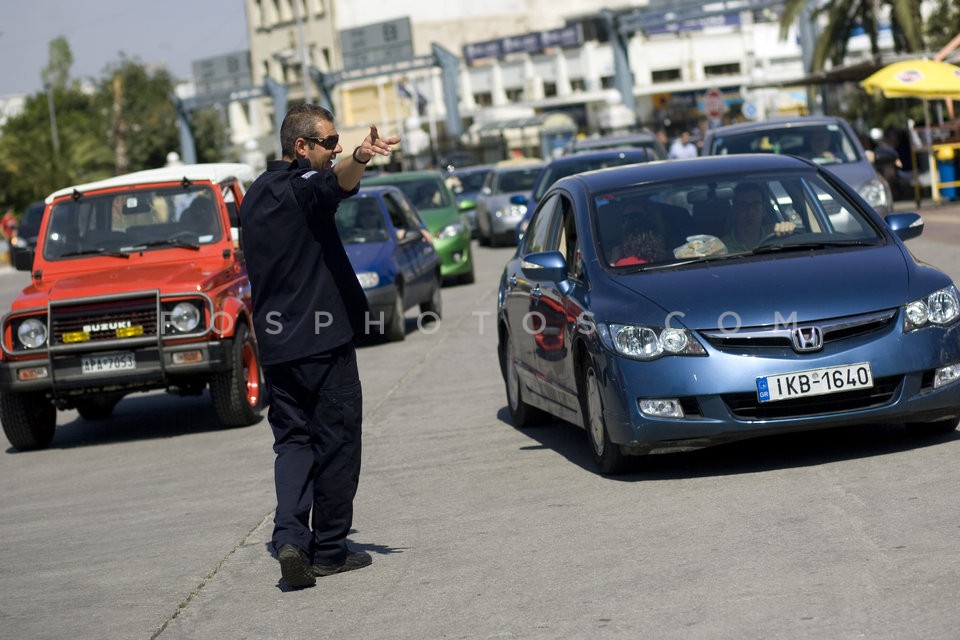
[
  {"left": 497, "top": 155, "right": 960, "bottom": 474},
  {"left": 337, "top": 186, "right": 442, "bottom": 341}
]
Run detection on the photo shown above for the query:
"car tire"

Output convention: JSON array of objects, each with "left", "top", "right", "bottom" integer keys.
[
  {"left": 477, "top": 212, "right": 490, "bottom": 246},
  {"left": 0, "top": 391, "right": 56, "bottom": 451},
  {"left": 905, "top": 417, "right": 959, "bottom": 436},
  {"left": 210, "top": 323, "right": 264, "bottom": 427},
  {"left": 502, "top": 333, "right": 547, "bottom": 428},
  {"left": 580, "top": 360, "right": 630, "bottom": 475},
  {"left": 74, "top": 393, "right": 123, "bottom": 421},
  {"left": 459, "top": 264, "right": 476, "bottom": 285},
  {"left": 420, "top": 275, "right": 442, "bottom": 320},
  {"left": 385, "top": 289, "right": 406, "bottom": 342}
]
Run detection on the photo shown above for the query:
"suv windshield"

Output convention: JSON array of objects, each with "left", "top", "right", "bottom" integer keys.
[{"left": 43, "top": 186, "right": 221, "bottom": 260}]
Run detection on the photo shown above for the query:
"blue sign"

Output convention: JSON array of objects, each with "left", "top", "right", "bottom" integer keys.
[{"left": 464, "top": 24, "right": 583, "bottom": 64}]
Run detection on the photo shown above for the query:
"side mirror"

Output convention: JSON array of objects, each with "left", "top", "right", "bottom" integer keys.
[
  {"left": 520, "top": 250, "right": 572, "bottom": 294},
  {"left": 458, "top": 199, "right": 476, "bottom": 212},
  {"left": 885, "top": 212, "right": 923, "bottom": 241},
  {"left": 509, "top": 194, "right": 528, "bottom": 207},
  {"left": 12, "top": 248, "right": 34, "bottom": 271}
]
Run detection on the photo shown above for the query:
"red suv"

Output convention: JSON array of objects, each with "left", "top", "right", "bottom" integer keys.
[{"left": 0, "top": 164, "right": 264, "bottom": 450}]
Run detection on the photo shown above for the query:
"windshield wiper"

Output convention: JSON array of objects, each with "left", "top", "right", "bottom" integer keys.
[
  {"left": 58, "top": 248, "right": 131, "bottom": 259},
  {"left": 130, "top": 238, "right": 201, "bottom": 250},
  {"left": 752, "top": 239, "right": 878, "bottom": 255}
]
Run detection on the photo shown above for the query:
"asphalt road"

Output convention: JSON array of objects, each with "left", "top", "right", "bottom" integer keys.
[{"left": 1, "top": 203, "right": 959, "bottom": 640}]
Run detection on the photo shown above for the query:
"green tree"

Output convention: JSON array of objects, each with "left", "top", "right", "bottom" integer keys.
[
  {"left": 924, "top": 0, "right": 960, "bottom": 53},
  {"left": 0, "top": 42, "right": 229, "bottom": 213},
  {"left": 41, "top": 36, "right": 73, "bottom": 90},
  {"left": 780, "top": 0, "right": 924, "bottom": 71}
]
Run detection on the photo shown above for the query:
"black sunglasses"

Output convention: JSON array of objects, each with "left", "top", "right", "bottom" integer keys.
[{"left": 303, "top": 134, "right": 339, "bottom": 150}]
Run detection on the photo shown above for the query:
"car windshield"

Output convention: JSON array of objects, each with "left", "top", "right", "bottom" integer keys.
[
  {"left": 592, "top": 171, "right": 884, "bottom": 270},
  {"left": 19, "top": 203, "right": 44, "bottom": 238},
  {"left": 709, "top": 124, "right": 862, "bottom": 166},
  {"left": 497, "top": 167, "right": 541, "bottom": 193},
  {"left": 390, "top": 179, "right": 452, "bottom": 210},
  {"left": 42, "top": 185, "right": 221, "bottom": 260},
  {"left": 454, "top": 169, "right": 490, "bottom": 193},
  {"left": 335, "top": 198, "right": 390, "bottom": 244},
  {"left": 532, "top": 153, "right": 649, "bottom": 201}
]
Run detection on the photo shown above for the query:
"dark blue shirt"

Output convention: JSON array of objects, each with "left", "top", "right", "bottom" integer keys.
[{"left": 239, "top": 158, "right": 368, "bottom": 365}]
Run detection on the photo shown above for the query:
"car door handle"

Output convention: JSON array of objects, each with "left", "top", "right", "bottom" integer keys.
[{"left": 530, "top": 287, "right": 542, "bottom": 300}]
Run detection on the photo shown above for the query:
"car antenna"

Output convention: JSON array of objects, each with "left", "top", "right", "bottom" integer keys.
[
  {"left": 71, "top": 189, "right": 83, "bottom": 201},
  {"left": 180, "top": 176, "right": 192, "bottom": 189}
]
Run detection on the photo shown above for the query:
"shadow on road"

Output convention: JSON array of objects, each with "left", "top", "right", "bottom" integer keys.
[
  {"left": 23, "top": 391, "right": 266, "bottom": 451},
  {"left": 498, "top": 406, "right": 959, "bottom": 480}
]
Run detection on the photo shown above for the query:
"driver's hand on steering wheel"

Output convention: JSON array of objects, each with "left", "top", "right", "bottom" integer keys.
[{"left": 772, "top": 221, "right": 796, "bottom": 236}]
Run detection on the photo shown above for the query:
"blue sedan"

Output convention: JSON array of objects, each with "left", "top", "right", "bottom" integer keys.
[
  {"left": 337, "top": 186, "right": 442, "bottom": 341},
  {"left": 497, "top": 154, "right": 960, "bottom": 474}
]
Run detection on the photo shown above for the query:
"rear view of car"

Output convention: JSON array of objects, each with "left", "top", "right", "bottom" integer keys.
[{"left": 703, "top": 116, "right": 893, "bottom": 214}]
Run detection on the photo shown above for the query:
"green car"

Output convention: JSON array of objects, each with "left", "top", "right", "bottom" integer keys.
[{"left": 362, "top": 170, "right": 475, "bottom": 284}]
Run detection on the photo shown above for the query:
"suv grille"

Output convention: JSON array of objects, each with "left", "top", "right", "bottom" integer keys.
[{"left": 50, "top": 296, "right": 158, "bottom": 346}]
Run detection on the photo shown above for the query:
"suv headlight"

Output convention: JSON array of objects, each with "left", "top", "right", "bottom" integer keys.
[
  {"left": 169, "top": 302, "right": 202, "bottom": 333},
  {"left": 904, "top": 285, "right": 960, "bottom": 331},
  {"left": 599, "top": 323, "right": 706, "bottom": 360},
  {"left": 16, "top": 317, "right": 48, "bottom": 349}
]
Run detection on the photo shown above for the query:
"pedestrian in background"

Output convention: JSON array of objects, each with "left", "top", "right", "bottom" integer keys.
[
  {"left": 239, "top": 104, "right": 400, "bottom": 590},
  {"left": 668, "top": 130, "right": 698, "bottom": 159}
]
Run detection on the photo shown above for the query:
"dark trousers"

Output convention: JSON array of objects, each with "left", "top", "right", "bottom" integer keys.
[{"left": 264, "top": 343, "right": 362, "bottom": 564}]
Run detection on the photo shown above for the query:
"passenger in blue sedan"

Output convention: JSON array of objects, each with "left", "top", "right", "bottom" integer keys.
[{"left": 609, "top": 201, "right": 670, "bottom": 266}]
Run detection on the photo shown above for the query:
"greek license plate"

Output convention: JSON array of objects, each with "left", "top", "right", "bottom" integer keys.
[
  {"left": 81, "top": 353, "right": 136, "bottom": 375},
  {"left": 757, "top": 362, "right": 873, "bottom": 403}
]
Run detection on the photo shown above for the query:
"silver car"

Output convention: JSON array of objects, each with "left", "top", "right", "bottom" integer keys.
[
  {"left": 702, "top": 116, "right": 893, "bottom": 215},
  {"left": 475, "top": 159, "right": 544, "bottom": 246}
]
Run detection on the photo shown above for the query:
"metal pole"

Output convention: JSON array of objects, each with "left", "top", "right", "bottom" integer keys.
[{"left": 292, "top": 0, "right": 312, "bottom": 103}]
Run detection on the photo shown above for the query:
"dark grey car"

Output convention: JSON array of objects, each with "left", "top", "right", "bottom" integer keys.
[{"left": 702, "top": 116, "right": 893, "bottom": 215}]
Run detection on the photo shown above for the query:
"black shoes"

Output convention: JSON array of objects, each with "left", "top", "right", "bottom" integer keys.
[
  {"left": 312, "top": 550, "right": 373, "bottom": 577},
  {"left": 277, "top": 544, "right": 316, "bottom": 589}
]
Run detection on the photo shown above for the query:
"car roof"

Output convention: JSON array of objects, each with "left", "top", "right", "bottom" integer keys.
[
  {"left": 707, "top": 116, "right": 850, "bottom": 136},
  {"left": 545, "top": 148, "right": 650, "bottom": 165},
  {"left": 449, "top": 164, "right": 494, "bottom": 176},
  {"left": 45, "top": 163, "right": 257, "bottom": 202},
  {"left": 561, "top": 154, "right": 815, "bottom": 191},
  {"left": 363, "top": 170, "right": 445, "bottom": 183}
]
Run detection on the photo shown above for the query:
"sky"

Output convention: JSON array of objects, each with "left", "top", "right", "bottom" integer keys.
[{"left": 0, "top": 0, "right": 251, "bottom": 97}]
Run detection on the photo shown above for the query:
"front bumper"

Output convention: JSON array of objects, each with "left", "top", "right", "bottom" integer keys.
[
  {"left": 594, "top": 321, "right": 960, "bottom": 453},
  {"left": 434, "top": 233, "right": 472, "bottom": 278},
  {"left": 0, "top": 339, "right": 233, "bottom": 395}
]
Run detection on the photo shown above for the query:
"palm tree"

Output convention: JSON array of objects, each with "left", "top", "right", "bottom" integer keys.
[{"left": 779, "top": 0, "right": 925, "bottom": 71}]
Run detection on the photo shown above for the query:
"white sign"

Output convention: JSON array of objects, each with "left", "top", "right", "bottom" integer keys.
[{"left": 704, "top": 88, "right": 724, "bottom": 120}]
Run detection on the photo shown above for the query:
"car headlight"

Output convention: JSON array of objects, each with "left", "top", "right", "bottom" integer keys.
[
  {"left": 356, "top": 271, "right": 380, "bottom": 289},
  {"left": 904, "top": 285, "right": 960, "bottom": 331},
  {"left": 599, "top": 323, "right": 706, "bottom": 360},
  {"left": 436, "top": 221, "right": 465, "bottom": 240},
  {"left": 494, "top": 204, "right": 527, "bottom": 218},
  {"left": 16, "top": 317, "right": 47, "bottom": 349},
  {"left": 859, "top": 177, "right": 889, "bottom": 211},
  {"left": 169, "top": 302, "right": 202, "bottom": 333}
]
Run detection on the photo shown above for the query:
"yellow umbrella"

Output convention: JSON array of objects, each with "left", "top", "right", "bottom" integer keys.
[
  {"left": 860, "top": 58, "right": 960, "bottom": 99},
  {"left": 860, "top": 58, "right": 960, "bottom": 204}
]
